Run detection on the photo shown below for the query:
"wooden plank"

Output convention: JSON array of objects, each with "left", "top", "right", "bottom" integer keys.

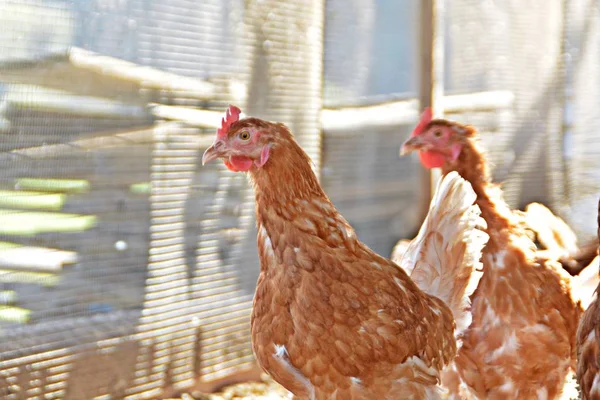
[
  {"left": 0, "top": 243, "right": 77, "bottom": 272},
  {"left": 15, "top": 178, "right": 90, "bottom": 193},
  {"left": 0, "top": 210, "right": 96, "bottom": 235},
  {"left": 0, "top": 290, "right": 16, "bottom": 305},
  {"left": 417, "top": 0, "right": 445, "bottom": 220},
  {"left": 5, "top": 125, "right": 158, "bottom": 159},
  {"left": 321, "top": 90, "right": 514, "bottom": 133},
  {"left": 150, "top": 104, "right": 231, "bottom": 129},
  {"left": 0, "top": 270, "right": 59, "bottom": 286},
  {"left": 0, "top": 190, "right": 66, "bottom": 210},
  {"left": 322, "top": 98, "right": 417, "bottom": 132},
  {"left": 0, "top": 47, "right": 218, "bottom": 102},
  {"left": 130, "top": 182, "right": 151, "bottom": 195},
  {"left": 443, "top": 91, "right": 514, "bottom": 112},
  {"left": 0, "top": 306, "right": 30, "bottom": 324},
  {"left": 3, "top": 84, "right": 149, "bottom": 119}
]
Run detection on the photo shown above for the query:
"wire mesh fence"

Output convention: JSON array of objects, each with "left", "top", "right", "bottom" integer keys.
[{"left": 0, "top": 0, "right": 596, "bottom": 398}]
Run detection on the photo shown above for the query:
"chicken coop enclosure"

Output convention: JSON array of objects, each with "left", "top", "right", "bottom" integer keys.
[{"left": 0, "top": 0, "right": 598, "bottom": 398}]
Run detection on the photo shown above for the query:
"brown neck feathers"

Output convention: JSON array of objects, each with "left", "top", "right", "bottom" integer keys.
[
  {"left": 249, "top": 130, "right": 326, "bottom": 209},
  {"left": 442, "top": 137, "right": 512, "bottom": 232}
]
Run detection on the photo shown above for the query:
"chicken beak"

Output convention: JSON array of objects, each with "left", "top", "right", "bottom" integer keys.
[
  {"left": 202, "top": 140, "right": 226, "bottom": 165},
  {"left": 400, "top": 136, "right": 423, "bottom": 156}
]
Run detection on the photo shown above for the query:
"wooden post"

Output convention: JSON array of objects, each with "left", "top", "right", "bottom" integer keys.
[{"left": 418, "top": 0, "right": 444, "bottom": 220}]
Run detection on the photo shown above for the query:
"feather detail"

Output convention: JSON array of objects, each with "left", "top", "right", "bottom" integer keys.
[
  {"left": 571, "top": 256, "right": 599, "bottom": 309},
  {"left": 394, "top": 171, "right": 488, "bottom": 336},
  {"left": 390, "top": 239, "right": 412, "bottom": 263},
  {"left": 524, "top": 202, "right": 579, "bottom": 257}
]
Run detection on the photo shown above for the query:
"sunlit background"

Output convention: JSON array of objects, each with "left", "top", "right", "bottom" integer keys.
[{"left": 0, "top": 0, "right": 598, "bottom": 398}]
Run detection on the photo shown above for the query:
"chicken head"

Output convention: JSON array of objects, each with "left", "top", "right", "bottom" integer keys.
[
  {"left": 202, "top": 105, "right": 273, "bottom": 172},
  {"left": 401, "top": 108, "right": 472, "bottom": 169}
]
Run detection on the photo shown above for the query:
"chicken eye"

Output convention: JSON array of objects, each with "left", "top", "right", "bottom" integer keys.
[
  {"left": 433, "top": 130, "right": 443, "bottom": 138},
  {"left": 239, "top": 131, "right": 251, "bottom": 141}
]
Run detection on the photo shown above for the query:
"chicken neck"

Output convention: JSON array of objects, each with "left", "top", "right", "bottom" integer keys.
[
  {"left": 248, "top": 135, "right": 330, "bottom": 229},
  {"left": 441, "top": 139, "right": 513, "bottom": 235}
]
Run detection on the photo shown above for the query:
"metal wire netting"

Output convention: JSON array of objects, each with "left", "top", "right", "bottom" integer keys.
[
  {"left": 0, "top": 0, "right": 598, "bottom": 399},
  {"left": 445, "top": 0, "right": 600, "bottom": 242},
  {"left": 0, "top": 0, "right": 323, "bottom": 398}
]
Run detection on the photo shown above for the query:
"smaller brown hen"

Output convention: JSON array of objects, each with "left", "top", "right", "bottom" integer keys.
[{"left": 401, "top": 109, "right": 591, "bottom": 399}]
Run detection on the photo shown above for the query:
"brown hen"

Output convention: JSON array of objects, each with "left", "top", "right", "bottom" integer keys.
[
  {"left": 576, "top": 198, "right": 600, "bottom": 400},
  {"left": 202, "top": 105, "right": 488, "bottom": 399},
  {"left": 402, "top": 109, "right": 589, "bottom": 399}
]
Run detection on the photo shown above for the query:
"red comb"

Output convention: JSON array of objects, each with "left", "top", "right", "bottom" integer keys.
[
  {"left": 411, "top": 107, "right": 433, "bottom": 137},
  {"left": 217, "top": 105, "right": 242, "bottom": 139}
]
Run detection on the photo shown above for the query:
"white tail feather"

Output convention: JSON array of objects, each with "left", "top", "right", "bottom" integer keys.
[
  {"left": 571, "top": 256, "right": 599, "bottom": 309},
  {"left": 393, "top": 171, "right": 489, "bottom": 336},
  {"left": 524, "top": 202, "right": 579, "bottom": 257},
  {"left": 391, "top": 239, "right": 412, "bottom": 262}
]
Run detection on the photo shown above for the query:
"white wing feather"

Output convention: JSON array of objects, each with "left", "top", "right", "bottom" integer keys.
[{"left": 393, "top": 171, "right": 489, "bottom": 336}]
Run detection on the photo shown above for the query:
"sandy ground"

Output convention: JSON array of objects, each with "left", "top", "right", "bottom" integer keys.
[
  {"left": 170, "top": 372, "right": 581, "bottom": 400},
  {"left": 170, "top": 375, "right": 292, "bottom": 400}
]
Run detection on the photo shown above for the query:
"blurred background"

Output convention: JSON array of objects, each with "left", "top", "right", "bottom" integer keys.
[{"left": 0, "top": 0, "right": 597, "bottom": 398}]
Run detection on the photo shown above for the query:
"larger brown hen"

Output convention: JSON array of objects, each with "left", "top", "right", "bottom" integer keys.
[
  {"left": 401, "top": 108, "right": 594, "bottom": 399},
  {"left": 202, "top": 105, "right": 488, "bottom": 399}
]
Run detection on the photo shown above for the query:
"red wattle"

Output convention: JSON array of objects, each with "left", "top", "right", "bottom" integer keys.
[
  {"left": 223, "top": 159, "right": 239, "bottom": 172},
  {"left": 227, "top": 155, "right": 254, "bottom": 172},
  {"left": 419, "top": 151, "right": 446, "bottom": 169}
]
